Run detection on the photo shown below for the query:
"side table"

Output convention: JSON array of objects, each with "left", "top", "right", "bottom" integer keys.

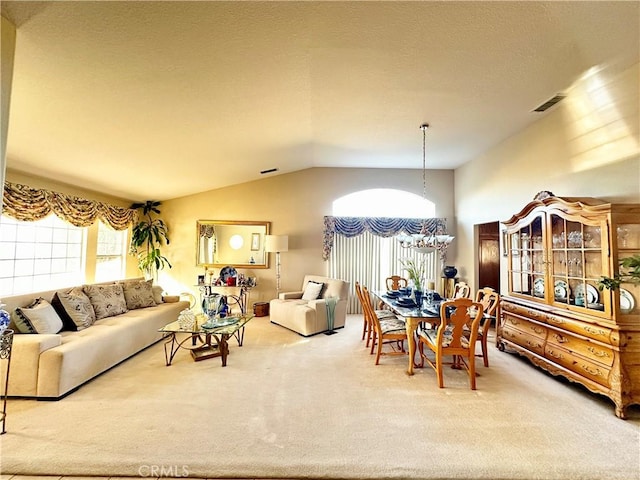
[{"left": 0, "top": 329, "right": 14, "bottom": 435}]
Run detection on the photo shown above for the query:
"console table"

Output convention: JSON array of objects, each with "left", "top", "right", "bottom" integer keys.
[{"left": 197, "top": 285, "right": 251, "bottom": 315}]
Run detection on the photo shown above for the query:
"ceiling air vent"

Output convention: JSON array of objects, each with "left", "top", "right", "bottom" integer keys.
[
  {"left": 260, "top": 168, "right": 278, "bottom": 175},
  {"left": 533, "top": 94, "right": 566, "bottom": 112}
]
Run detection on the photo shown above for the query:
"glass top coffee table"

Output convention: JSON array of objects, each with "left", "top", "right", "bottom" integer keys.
[{"left": 159, "top": 314, "right": 254, "bottom": 366}]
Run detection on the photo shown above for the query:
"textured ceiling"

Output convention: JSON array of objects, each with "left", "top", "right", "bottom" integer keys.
[{"left": 2, "top": 1, "right": 639, "bottom": 201}]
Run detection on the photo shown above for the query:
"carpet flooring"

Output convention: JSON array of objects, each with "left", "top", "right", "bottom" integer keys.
[{"left": 1, "top": 315, "right": 639, "bottom": 479}]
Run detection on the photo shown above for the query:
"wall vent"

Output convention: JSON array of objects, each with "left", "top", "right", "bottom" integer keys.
[{"left": 533, "top": 94, "right": 566, "bottom": 112}]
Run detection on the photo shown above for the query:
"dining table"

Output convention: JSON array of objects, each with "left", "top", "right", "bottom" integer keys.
[
  {"left": 373, "top": 290, "right": 497, "bottom": 375},
  {"left": 373, "top": 290, "right": 441, "bottom": 375}
]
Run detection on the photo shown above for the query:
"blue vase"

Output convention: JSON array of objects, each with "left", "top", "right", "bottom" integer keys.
[
  {"left": 443, "top": 265, "right": 458, "bottom": 279},
  {"left": 414, "top": 290, "right": 423, "bottom": 307}
]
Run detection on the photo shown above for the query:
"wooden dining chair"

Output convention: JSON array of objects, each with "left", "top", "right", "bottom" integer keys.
[
  {"left": 361, "top": 286, "right": 407, "bottom": 364},
  {"left": 385, "top": 275, "right": 408, "bottom": 291},
  {"left": 474, "top": 287, "right": 500, "bottom": 367},
  {"left": 452, "top": 281, "right": 471, "bottom": 299},
  {"left": 417, "top": 297, "right": 484, "bottom": 389},
  {"left": 355, "top": 282, "right": 397, "bottom": 347}
]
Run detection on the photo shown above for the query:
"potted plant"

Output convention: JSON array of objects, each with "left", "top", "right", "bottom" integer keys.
[
  {"left": 129, "top": 200, "right": 172, "bottom": 279},
  {"left": 400, "top": 258, "right": 426, "bottom": 292},
  {"left": 599, "top": 254, "right": 640, "bottom": 291}
]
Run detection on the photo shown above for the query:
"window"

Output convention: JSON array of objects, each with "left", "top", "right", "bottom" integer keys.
[
  {"left": 329, "top": 189, "right": 438, "bottom": 313},
  {"left": 332, "top": 188, "right": 435, "bottom": 218},
  {"left": 0, "top": 214, "right": 86, "bottom": 295},
  {"left": 95, "top": 221, "right": 128, "bottom": 282}
]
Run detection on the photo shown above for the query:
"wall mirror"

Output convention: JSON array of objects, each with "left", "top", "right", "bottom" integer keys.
[{"left": 196, "top": 220, "right": 271, "bottom": 269}]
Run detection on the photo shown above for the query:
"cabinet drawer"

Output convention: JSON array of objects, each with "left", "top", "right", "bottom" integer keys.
[
  {"left": 502, "top": 300, "right": 618, "bottom": 345},
  {"left": 503, "top": 313, "right": 547, "bottom": 339},
  {"left": 502, "top": 326, "right": 546, "bottom": 356},
  {"left": 544, "top": 344, "right": 612, "bottom": 387},
  {"left": 546, "top": 331, "right": 615, "bottom": 367}
]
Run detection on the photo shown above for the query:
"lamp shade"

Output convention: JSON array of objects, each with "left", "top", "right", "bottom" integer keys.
[{"left": 264, "top": 235, "right": 289, "bottom": 253}]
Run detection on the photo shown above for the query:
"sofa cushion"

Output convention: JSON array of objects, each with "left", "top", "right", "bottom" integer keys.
[
  {"left": 14, "top": 298, "right": 64, "bottom": 334},
  {"left": 122, "top": 279, "right": 156, "bottom": 310},
  {"left": 83, "top": 283, "right": 128, "bottom": 320},
  {"left": 52, "top": 287, "right": 96, "bottom": 331},
  {"left": 302, "top": 281, "right": 324, "bottom": 300},
  {"left": 152, "top": 285, "right": 164, "bottom": 304}
]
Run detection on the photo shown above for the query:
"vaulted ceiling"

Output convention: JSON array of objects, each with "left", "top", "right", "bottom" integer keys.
[{"left": 2, "top": 1, "right": 638, "bottom": 201}]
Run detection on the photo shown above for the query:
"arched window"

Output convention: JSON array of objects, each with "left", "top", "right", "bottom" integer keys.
[
  {"left": 332, "top": 188, "right": 435, "bottom": 217},
  {"left": 328, "top": 189, "right": 439, "bottom": 313}
]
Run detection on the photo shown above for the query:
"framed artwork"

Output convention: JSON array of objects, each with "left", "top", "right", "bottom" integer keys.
[
  {"left": 197, "top": 274, "right": 205, "bottom": 285},
  {"left": 251, "top": 233, "right": 260, "bottom": 251}
]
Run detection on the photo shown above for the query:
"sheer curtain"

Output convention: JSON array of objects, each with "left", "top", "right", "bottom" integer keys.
[{"left": 328, "top": 231, "right": 438, "bottom": 313}]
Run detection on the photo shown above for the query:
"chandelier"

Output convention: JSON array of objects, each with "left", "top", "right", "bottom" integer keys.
[{"left": 397, "top": 123, "right": 454, "bottom": 260}]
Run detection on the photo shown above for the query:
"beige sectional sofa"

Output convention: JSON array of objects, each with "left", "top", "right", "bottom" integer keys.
[
  {"left": 269, "top": 275, "right": 349, "bottom": 336},
  {"left": 0, "top": 278, "right": 189, "bottom": 399}
]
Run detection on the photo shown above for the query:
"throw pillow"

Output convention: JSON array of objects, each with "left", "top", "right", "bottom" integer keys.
[
  {"left": 152, "top": 285, "right": 164, "bottom": 304},
  {"left": 52, "top": 287, "right": 96, "bottom": 331},
  {"left": 14, "top": 298, "right": 64, "bottom": 334},
  {"left": 302, "top": 281, "right": 324, "bottom": 301},
  {"left": 121, "top": 279, "right": 156, "bottom": 310},
  {"left": 83, "top": 283, "right": 128, "bottom": 320}
]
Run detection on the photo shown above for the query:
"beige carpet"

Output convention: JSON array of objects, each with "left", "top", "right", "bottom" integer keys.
[{"left": 1, "top": 315, "right": 639, "bottom": 479}]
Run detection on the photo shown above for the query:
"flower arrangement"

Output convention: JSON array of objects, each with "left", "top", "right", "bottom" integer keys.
[{"left": 400, "top": 258, "right": 426, "bottom": 292}]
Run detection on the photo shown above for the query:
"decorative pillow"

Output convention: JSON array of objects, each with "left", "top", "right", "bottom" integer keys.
[
  {"left": 52, "top": 287, "right": 96, "bottom": 331},
  {"left": 14, "top": 298, "right": 64, "bottom": 334},
  {"left": 302, "top": 281, "right": 324, "bottom": 301},
  {"left": 121, "top": 279, "right": 156, "bottom": 310},
  {"left": 83, "top": 283, "right": 128, "bottom": 320},
  {"left": 152, "top": 285, "right": 164, "bottom": 304}
]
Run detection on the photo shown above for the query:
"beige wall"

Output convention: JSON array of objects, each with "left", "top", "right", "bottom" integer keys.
[
  {"left": 1, "top": 16, "right": 17, "bottom": 211},
  {"left": 455, "top": 62, "right": 640, "bottom": 294},
  {"left": 159, "top": 167, "right": 455, "bottom": 304}
]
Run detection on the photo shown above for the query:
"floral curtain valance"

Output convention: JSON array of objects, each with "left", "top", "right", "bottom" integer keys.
[
  {"left": 2, "top": 182, "right": 137, "bottom": 231},
  {"left": 322, "top": 216, "right": 447, "bottom": 260}
]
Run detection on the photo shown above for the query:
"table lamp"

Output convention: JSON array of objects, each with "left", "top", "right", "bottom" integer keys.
[{"left": 264, "top": 235, "right": 289, "bottom": 296}]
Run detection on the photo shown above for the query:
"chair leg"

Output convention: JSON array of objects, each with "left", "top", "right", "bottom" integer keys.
[
  {"left": 469, "top": 355, "right": 477, "bottom": 390},
  {"left": 436, "top": 355, "right": 444, "bottom": 388},
  {"left": 375, "top": 337, "right": 383, "bottom": 365},
  {"left": 481, "top": 335, "right": 489, "bottom": 367},
  {"left": 361, "top": 317, "right": 367, "bottom": 341},
  {"left": 369, "top": 330, "right": 376, "bottom": 354}
]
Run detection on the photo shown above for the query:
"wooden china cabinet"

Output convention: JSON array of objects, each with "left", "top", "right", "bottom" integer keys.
[{"left": 498, "top": 192, "right": 640, "bottom": 418}]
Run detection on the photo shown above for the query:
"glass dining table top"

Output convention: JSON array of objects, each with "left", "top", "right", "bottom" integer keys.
[
  {"left": 375, "top": 290, "right": 495, "bottom": 320},
  {"left": 374, "top": 290, "right": 441, "bottom": 319}
]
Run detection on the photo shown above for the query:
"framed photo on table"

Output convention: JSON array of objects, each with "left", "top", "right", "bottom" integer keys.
[{"left": 251, "top": 233, "right": 260, "bottom": 251}]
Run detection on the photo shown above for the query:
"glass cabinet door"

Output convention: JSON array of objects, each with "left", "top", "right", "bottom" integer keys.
[
  {"left": 508, "top": 215, "right": 544, "bottom": 299},
  {"left": 616, "top": 223, "right": 639, "bottom": 315},
  {"left": 549, "top": 213, "right": 607, "bottom": 315}
]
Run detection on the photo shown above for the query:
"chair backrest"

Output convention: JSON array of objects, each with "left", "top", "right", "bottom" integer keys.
[
  {"left": 436, "top": 297, "right": 483, "bottom": 351},
  {"left": 475, "top": 287, "right": 500, "bottom": 317},
  {"left": 360, "top": 286, "right": 381, "bottom": 329},
  {"left": 386, "top": 276, "right": 408, "bottom": 291},
  {"left": 452, "top": 281, "right": 471, "bottom": 299}
]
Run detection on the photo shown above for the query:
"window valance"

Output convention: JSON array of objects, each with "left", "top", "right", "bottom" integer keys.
[
  {"left": 322, "top": 216, "right": 447, "bottom": 260},
  {"left": 2, "top": 182, "right": 137, "bottom": 231}
]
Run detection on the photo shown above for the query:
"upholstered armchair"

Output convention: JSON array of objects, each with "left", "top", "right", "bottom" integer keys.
[{"left": 269, "top": 275, "right": 350, "bottom": 336}]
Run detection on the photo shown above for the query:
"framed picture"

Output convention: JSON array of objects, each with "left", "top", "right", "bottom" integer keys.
[
  {"left": 197, "top": 274, "right": 205, "bottom": 285},
  {"left": 251, "top": 233, "right": 260, "bottom": 251}
]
